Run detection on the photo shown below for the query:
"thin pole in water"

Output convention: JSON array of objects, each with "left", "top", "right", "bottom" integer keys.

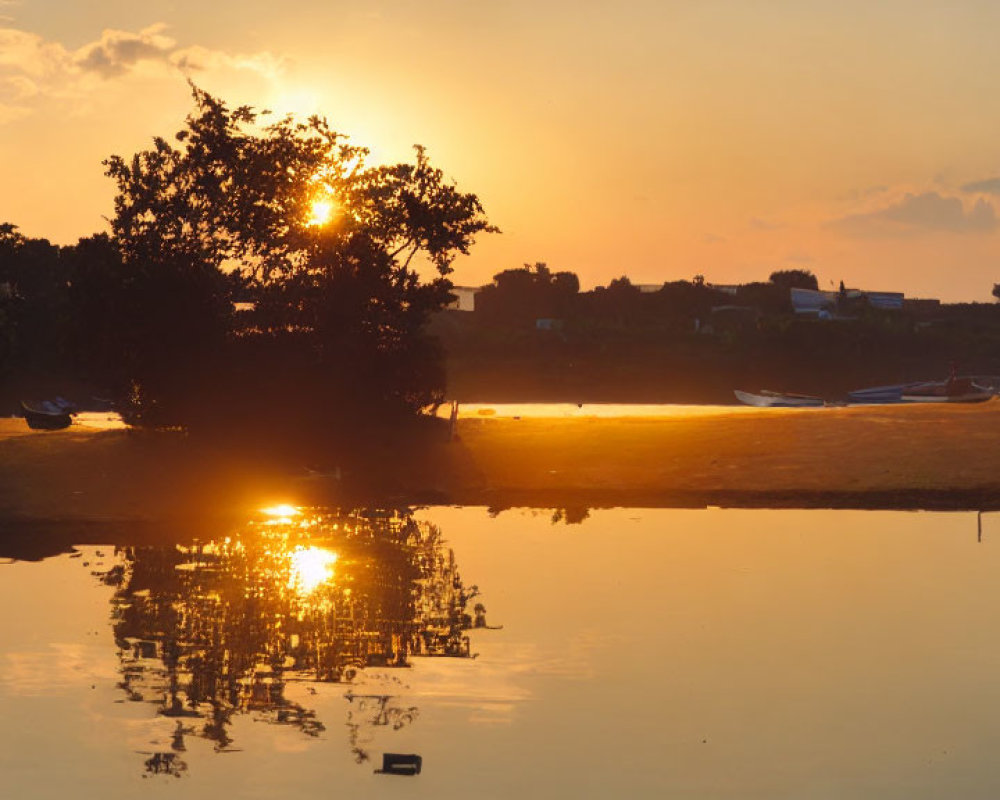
[{"left": 978, "top": 510, "right": 983, "bottom": 543}]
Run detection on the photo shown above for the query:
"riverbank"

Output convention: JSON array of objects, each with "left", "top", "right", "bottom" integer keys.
[{"left": 3, "top": 401, "right": 1000, "bottom": 544}]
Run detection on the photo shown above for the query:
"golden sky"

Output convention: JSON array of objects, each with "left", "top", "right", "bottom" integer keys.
[{"left": 2, "top": 1, "right": 1000, "bottom": 300}]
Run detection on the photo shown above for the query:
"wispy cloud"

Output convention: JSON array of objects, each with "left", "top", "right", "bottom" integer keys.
[
  {"left": 749, "top": 217, "right": 782, "bottom": 231},
  {"left": 0, "top": 23, "right": 286, "bottom": 123},
  {"left": 703, "top": 232, "right": 726, "bottom": 244},
  {"left": 73, "top": 24, "right": 177, "bottom": 78},
  {"left": 961, "top": 177, "right": 1000, "bottom": 195},
  {"left": 830, "top": 191, "right": 997, "bottom": 237},
  {"left": 170, "top": 46, "right": 286, "bottom": 80},
  {"left": 840, "top": 185, "right": 889, "bottom": 203}
]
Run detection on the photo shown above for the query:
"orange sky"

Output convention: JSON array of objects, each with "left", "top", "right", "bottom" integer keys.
[{"left": 2, "top": 1, "right": 1000, "bottom": 300}]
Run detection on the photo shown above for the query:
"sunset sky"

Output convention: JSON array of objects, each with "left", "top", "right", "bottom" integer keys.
[{"left": 2, "top": 1, "right": 1000, "bottom": 301}]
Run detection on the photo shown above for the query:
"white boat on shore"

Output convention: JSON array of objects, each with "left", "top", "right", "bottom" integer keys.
[{"left": 734, "top": 389, "right": 826, "bottom": 408}]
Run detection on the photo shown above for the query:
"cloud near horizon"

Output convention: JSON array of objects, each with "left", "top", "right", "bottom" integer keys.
[
  {"left": 961, "top": 177, "right": 1000, "bottom": 195},
  {"left": 0, "top": 23, "right": 285, "bottom": 122},
  {"left": 749, "top": 217, "right": 783, "bottom": 231},
  {"left": 830, "top": 191, "right": 998, "bottom": 237}
]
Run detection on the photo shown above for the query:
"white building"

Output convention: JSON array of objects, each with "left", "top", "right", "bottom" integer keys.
[
  {"left": 790, "top": 287, "right": 905, "bottom": 316},
  {"left": 446, "top": 286, "right": 481, "bottom": 312}
]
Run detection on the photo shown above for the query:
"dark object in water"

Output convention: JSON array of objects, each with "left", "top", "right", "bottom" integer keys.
[
  {"left": 21, "top": 400, "right": 72, "bottom": 430},
  {"left": 376, "top": 753, "right": 422, "bottom": 776}
]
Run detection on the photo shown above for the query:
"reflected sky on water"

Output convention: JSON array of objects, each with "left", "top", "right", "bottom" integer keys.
[
  {"left": 438, "top": 402, "right": 761, "bottom": 419},
  {"left": 2, "top": 507, "right": 1000, "bottom": 798}
]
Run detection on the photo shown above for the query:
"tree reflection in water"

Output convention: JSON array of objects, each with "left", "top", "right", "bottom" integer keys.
[{"left": 97, "top": 508, "right": 493, "bottom": 777}]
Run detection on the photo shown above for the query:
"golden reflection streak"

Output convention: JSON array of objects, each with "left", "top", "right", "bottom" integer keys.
[
  {"left": 288, "top": 546, "right": 338, "bottom": 594},
  {"left": 261, "top": 504, "right": 300, "bottom": 520}
]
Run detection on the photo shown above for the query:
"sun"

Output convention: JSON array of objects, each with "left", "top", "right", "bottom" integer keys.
[{"left": 307, "top": 197, "right": 337, "bottom": 227}]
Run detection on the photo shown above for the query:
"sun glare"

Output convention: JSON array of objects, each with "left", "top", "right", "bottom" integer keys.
[
  {"left": 261, "top": 504, "right": 300, "bottom": 518},
  {"left": 307, "top": 198, "right": 337, "bottom": 227},
  {"left": 289, "top": 546, "right": 338, "bottom": 594}
]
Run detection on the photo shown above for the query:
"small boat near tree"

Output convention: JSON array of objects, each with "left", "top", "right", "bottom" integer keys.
[{"left": 20, "top": 399, "right": 74, "bottom": 430}]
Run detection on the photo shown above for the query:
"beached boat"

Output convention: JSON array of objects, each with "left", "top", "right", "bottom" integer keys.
[
  {"left": 847, "top": 382, "right": 929, "bottom": 404},
  {"left": 734, "top": 389, "right": 825, "bottom": 408},
  {"left": 899, "top": 377, "right": 993, "bottom": 403},
  {"left": 850, "top": 375, "right": 998, "bottom": 404},
  {"left": 21, "top": 400, "right": 73, "bottom": 430}
]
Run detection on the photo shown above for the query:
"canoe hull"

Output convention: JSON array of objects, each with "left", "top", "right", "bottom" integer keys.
[
  {"left": 899, "top": 391, "right": 993, "bottom": 404},
  {"left": 734, "top": 390, "right": 824, "bottom": 408}
]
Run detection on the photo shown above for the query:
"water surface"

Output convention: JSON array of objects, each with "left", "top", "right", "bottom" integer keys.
[{"left": 1, "top": 507, "right": 998, "bottom": 798}]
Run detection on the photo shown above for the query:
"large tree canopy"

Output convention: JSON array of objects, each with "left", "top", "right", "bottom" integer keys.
[
  {"left": 0, "top": 224, "right": 70, "bottom": 380},
  {"left": 475, "top": 263, "right": 580, "bottom": 323},
  {"left": 769, "top": 269, "right": 819, "bottom": 291},
  {"left": 103, "top": 86, "right": 496, "bottom": 432}
]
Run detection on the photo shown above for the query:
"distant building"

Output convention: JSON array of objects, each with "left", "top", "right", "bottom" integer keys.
[
  {"left": 446, "top": 286, "right": 481, "bottom": 312},
  {"left": 790, "top": 287, "right": 837, "bottom": 315},
  {"left": 864, "top": 291, "right": 904, "bottom": 310},
  {"left": 790, "top": 287, "right": 906, "bottom": 317},
  {"left": 636, "top": 284, "right": 663, "bottom": 294},
  {"left": 708, "top": 283, "right": 740, "bottom": 296}
]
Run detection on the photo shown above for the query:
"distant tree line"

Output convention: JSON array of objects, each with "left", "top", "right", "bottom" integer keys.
[
  {"left": 471, "top": 265, "right": 823, "bottom": 329},
  {"left": 442, "top": 265, "right": 1000, "bottom": 403}
]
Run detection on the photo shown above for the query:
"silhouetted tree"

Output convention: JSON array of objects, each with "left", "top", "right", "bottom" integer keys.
[
  {"left": 476, "top": 262, "right": 579, "bottom": 323},
  {"left": 104, "top": 86, "right": 495, "bottom": 431},
  {"left": 769, "top": 269, "right": 819, "bottom": 291},
  {"left": 584, "top": 276, "right": 643, "bottom": 325},
  {"left": 992, "top": 283, "right": 1000, "bottom": 302},
  {"left": 736, "top": 281, "right": 791, "bottom": 315},
  {"left": 63, "top": 234, "right": 131, "bottom": 396},
  {"left": 0, "top": 224, "right": 71, "bottom": 382},
  {"left": 652, "top": 280, "right": 731, "bottom": 323}
]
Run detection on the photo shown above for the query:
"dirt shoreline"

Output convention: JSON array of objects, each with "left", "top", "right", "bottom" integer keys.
[{"left": 3, "top": 401, "right": 1000, "bottom": 536}]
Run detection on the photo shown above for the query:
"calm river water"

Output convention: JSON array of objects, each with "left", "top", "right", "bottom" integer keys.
[{"left": 1, "top": 506, "right": 998, "bottom": 799}]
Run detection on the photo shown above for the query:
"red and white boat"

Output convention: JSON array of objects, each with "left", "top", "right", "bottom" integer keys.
[{"left": 900, "top": 375, "right": 994, "bottom": 404}]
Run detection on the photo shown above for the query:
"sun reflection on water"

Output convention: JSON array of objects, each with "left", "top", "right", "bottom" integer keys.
[
  {"left": 91, "top": 507, "right": 497, "bottom": 776},
  {"left": 260, "top": 504, "right": 300, "bottom": 524},
  {"left": 288, "top": 546, "right": 337, "bottom": 594}
]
